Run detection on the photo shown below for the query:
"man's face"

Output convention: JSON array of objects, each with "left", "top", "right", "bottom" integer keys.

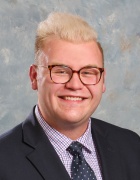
[{"left": 30, "top": 39, "right": 105, "bottom": 133}]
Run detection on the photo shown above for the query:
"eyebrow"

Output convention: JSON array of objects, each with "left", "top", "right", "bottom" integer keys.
[{"left": 48, "top": 63, "right": 99, "bottom": 68}]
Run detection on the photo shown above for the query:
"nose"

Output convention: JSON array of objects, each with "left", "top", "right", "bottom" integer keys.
[{"left": 65, "top": 72, "right": 84, "bottom": 90}]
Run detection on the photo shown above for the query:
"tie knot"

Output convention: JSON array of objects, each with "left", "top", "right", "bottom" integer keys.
[{"left": 67, "top": 141, "right": 83, "bottom": 156}]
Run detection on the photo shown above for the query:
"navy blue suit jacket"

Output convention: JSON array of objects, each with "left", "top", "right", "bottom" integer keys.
[{"left": 0, "top": 107, "right": 140, "bottom": 180}]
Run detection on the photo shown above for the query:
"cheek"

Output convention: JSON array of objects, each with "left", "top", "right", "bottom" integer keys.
[
  {"left": 37, "top": 71, "right": 52, "bottom": 90},
  {"left": 87, "top": 84, "right": 104, "bottom": 99},
  {"left": 43, "top": 84, "right": 62, "bottom": 103}
]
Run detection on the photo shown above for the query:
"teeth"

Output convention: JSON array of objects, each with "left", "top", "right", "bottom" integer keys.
[{"left": 64, "top": 96, "right": 82, "bottom": 101}]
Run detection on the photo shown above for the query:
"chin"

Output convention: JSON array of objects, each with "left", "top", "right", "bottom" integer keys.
[{"left": 60, "top": 113, "right": 88, "bottom": 124}]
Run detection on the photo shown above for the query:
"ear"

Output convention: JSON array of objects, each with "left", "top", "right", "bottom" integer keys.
[
  {"left": 29, "top": 65, "right": 38, "bottom": 90},
  {"left": 102, "top": 69, "right": 106, "bottom": 93}
]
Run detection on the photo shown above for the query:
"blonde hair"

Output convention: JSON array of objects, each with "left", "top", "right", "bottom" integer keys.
[{"left": 35, "top": 12, "right": 103, "bottom": 64}]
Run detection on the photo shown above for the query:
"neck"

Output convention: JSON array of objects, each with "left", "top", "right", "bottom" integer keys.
[
  {"left": 52, "top": 124, "right": 89, "bottom": 140},
  {"left": 36, "top": 105, "right": 89, "bottom": 140}
]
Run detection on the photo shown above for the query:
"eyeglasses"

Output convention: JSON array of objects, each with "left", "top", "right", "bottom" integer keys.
[{"left": 36, "top": 65, "right": 104, "bottom": 85}]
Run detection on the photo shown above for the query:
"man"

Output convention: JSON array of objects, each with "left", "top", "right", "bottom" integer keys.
[{"left": 0, "top": 12, "right": 139, "bottom": 180}]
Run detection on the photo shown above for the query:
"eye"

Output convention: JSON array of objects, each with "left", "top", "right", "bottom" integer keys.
[
  {"left": 82, "top": 71, "right": 94, "bottom": 75},
  {"left": 52, "top": 67, "right": 69, "bottom": 76},
  {"left": 81, "top": 69, "right": 98, "bottom": 76},
  {"left": 54, "top": 69, "right": 66, "bottom": 74}
]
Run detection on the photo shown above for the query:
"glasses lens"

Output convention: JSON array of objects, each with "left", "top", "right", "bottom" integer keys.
[
  {"left": 51, "top": 66, "right": 72, "bottom": 83},
  {"left": 80, "top": 67, "right": 101, "bottom": 85}
]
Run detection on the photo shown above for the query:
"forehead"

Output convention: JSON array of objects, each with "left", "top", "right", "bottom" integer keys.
[{"left": 42, "top": 39, "right": 103, "bottom": 68}]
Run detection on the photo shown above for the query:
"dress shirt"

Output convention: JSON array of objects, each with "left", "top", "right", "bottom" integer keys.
[{"left": 35, "top": 105, "right": 102, "bottom": 180}]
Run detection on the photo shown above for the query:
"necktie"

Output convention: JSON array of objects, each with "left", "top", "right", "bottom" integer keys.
[{"left": 67, "top": 141, "right": 97, "bottom": 180}]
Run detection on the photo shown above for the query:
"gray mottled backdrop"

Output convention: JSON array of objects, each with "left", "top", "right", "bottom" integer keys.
[{"left": 0, "top": 0, "right": 140, "bottom": 135}]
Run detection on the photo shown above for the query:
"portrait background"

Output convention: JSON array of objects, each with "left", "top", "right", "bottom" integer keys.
[{"left": 0, "top": 0, "right": 140, "bottom": 135}]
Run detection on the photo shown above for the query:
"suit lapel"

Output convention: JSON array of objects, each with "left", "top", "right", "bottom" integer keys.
[
  {"left": 22, "top": 109, "right": 125, "bottom": 180},
  {"left": 22, "top": 110, "right": 71, "bottom": 180},
  {"left": 91, "top": 119, "right": 124, "bottom": 180},
  {"left": 26, "top": 140, "right": 70, "bottom": 180}
]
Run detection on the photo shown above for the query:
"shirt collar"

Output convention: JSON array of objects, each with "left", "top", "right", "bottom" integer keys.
[{"left": 35, "top": 105, "right": 94, "bottom": 154}]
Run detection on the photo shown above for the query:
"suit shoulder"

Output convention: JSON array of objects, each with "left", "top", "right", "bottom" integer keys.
[
  {"left": 0, "top": 123, "right": 22, "bottom": 146},
  {"left": 91, "top": 117, "right": 140, "bottom": 142}
]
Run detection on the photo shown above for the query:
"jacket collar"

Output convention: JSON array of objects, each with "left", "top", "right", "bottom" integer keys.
[
  {"left": 91, "top": 118, "right": 124, "bottom": 180},
  {"left": 22, "top": 107, "right": 71, "bottom": 180}
]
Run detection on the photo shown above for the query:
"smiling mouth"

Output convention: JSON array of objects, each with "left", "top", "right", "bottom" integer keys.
[{"left": 59, "top": 96, "right": 85, "bottom": 101}]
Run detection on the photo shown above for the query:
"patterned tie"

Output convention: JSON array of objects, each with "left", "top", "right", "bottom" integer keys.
[{"left": 67, "top": 141, "right": 97, "bottom": 180}]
